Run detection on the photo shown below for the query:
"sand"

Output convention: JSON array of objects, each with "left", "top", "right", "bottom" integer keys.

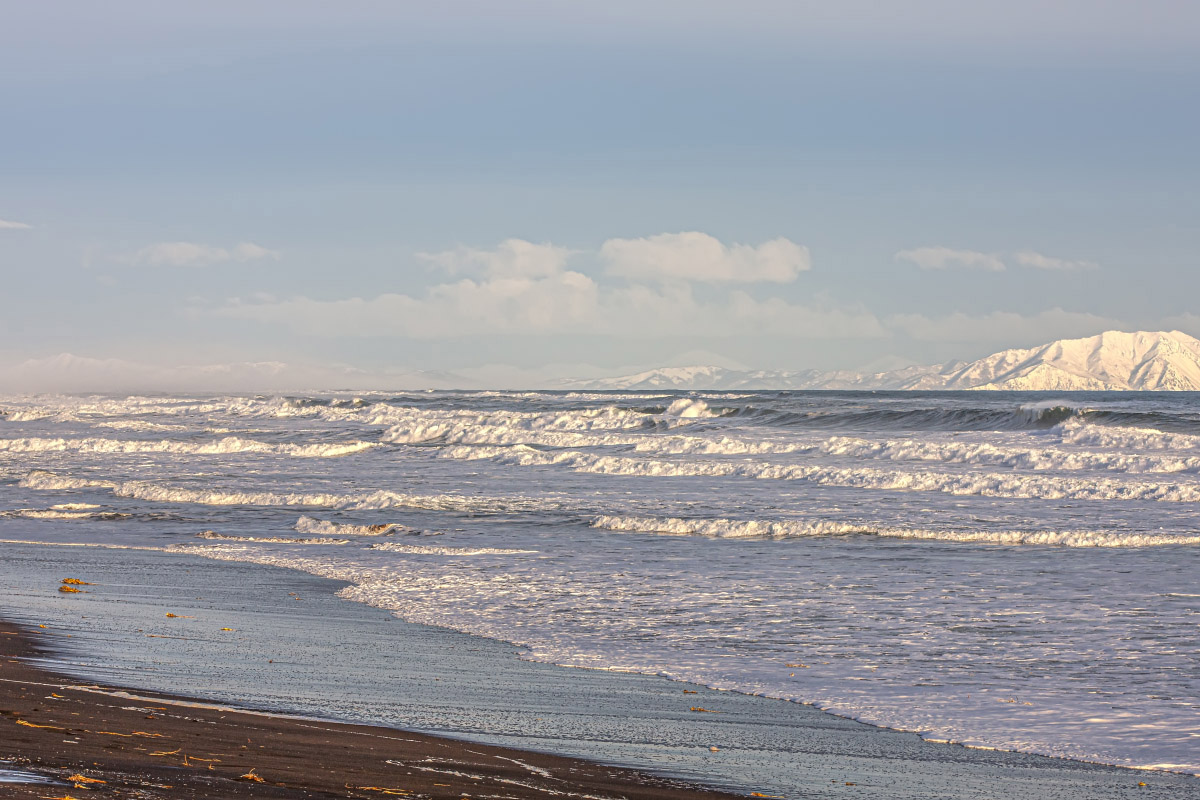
[{"left": 0, "top": 618, "right": 751, "bottom": 799}]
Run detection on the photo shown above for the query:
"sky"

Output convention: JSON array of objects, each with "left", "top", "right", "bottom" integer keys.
[{"left": 2, "top": 1, "right": 1198, "bottom": 390}]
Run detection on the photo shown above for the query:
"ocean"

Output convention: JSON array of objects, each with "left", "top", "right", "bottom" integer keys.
[{"left": 1, "top": 390, "right": 1197, "bottom": 777}]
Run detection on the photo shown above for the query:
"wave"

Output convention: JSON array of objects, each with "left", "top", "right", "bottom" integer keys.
[
  {"left": 592, "top": 515, "right": 1200, "bottom": 547},
  {"left": 1, "top": 508, "right": 131, "bottom": 521},
  {"left": 18, "top": 469, "right": 567, "bottom": 514},
  {"left": 195, "top": 530, "right": 349, "bottom": 545},
  {"left": 370, "top": 542, "right": 537, "bottom": 556},
  {"left": 630, "top": 427, "right": 1200, "bottom": 472},
  {"left": 0, "top": 436, "right": 379, "bottom": 458},
  {"left": 727, "top": 402, "right": 1086, "bottom": 432},
  {"left": 1, "top": 409, "right": 57, "bottom": 422},
  {"left": 727, "top": 400, "right": 1200, "bottom": 435},
  {"left": 91, "top": 420, "right": 191, "bottom": 432},
  {"left": 439, "top": 446, "right": 1200, "bottom": 502},
  {"left": 663, "top": 398, "right": 718, "bottom": 419},
  {"left": 1057, "top": 418, "right": 1200, "bottom": 451},
  {"left": 294, "top": 516, "right": 408, "bottom": 536},
  {"left": 379, "top": 405, "right": 662, "bottom": 446}
]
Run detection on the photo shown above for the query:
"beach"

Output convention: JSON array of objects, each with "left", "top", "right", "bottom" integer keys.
[
  {"left": 2, "top": 540, "right": 1195, "bottom": 799},
  {"left": 0, "top": 617, "right": 749, "bottom": 799}
]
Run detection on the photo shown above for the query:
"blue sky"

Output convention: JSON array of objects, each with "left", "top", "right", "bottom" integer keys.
[{"left": 2, "top": 1, "right": 1198, "bottom": 389}]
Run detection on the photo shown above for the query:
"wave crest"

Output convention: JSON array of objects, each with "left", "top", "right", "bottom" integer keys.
[{"left": 592, "top": 515, "right": 1200, "bottom": 547}]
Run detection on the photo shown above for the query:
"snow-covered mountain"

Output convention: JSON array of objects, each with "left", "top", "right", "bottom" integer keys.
[
  {"left": 563, "top": 331, "right": 1200, "bottom": 391},
  {"left": 930, "top": 330, "right": 1200, "bottom": 391}
]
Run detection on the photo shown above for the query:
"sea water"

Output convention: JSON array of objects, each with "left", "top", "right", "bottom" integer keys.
[{"left": 1, "top": 390, "right": 1197, "bottom": 774}]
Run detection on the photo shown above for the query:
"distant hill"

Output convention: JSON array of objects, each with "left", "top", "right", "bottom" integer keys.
[{"left": 562, "top": 331, "right": 1200, "bottom": 391}]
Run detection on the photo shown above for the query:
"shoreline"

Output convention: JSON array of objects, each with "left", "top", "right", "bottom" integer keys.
[
  {"left": 2, "top": 539, "right": 1197, "bottom": 799},
  {"left": 0, "top": 618, "right": 749, "bottom": 800}
]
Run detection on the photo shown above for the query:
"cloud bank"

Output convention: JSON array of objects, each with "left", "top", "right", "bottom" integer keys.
[
  {"left": 0, "top": 218, "right": 32, "bottom": 230},
  {"left": 601, "top": 232, "right": 810, "bottom": 283},
  {"left": 217, "top": 234, "right": 881, "bottom": 340},
  {"left": 417, "top": 238, "right": 572, "bottom": 278}
]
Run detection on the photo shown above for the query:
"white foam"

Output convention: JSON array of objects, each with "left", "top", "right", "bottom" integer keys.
[
  {"left": 0, "top": 436, "right": 378, "bottom": 458},
  {"left": 370, "top": 543, "right": 537, "bottom": 556},
  {"left": 379, "top": 405, "right": 656, "bottom": 447},
  {"left": 592, "top": 515, "right": 1200, "bottom": 547},
  {"left": 2, "top": 508, "right": 130, "bottom": 521},
  {"left": 18, "top": 469, "right": 565, "bottom": 514},
  {"left": 195, "top": 531, "right": 349, "bottom": 545},
  {"left": 663, "top": 398, "right": 717, "bottom": 419},
  {"left": 440, "top": 446, "right": 1200, "bottom": 502},
  {"left": 91, "top": 420, "right": 190, "bottom": 432},
  {"left": 294, "top": 515, "right": 407, "bottom": 536},
  {"left": 1058, "top": 418, "right": 1200, "bottom": 451}
]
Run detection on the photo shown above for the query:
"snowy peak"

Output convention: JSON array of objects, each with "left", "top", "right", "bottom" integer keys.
[
  {"left": 942, "top": 330, "right": 1200, "bottom": 391},
  {"left": 566, "top": 331, "right": 1200, "bottom": 391}
]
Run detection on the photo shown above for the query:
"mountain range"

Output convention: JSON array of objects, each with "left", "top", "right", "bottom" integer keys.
[{"left": 562, "top": 330, "right": 1200, "bottom": 391}]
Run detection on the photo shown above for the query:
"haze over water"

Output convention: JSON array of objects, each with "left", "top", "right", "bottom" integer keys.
[{"left": 2, "top": 390, "right": 1197, "bottom": 775}]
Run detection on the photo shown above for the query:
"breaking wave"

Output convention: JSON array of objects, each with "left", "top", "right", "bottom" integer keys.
[
  {"left": 370, "top": 542, "right": 537, "bottom": 556},
  {"left": 0, "top": 436, "right": 379, "bottom": 458},
  {"left": 592, "top": 515, "right": 1200, "bottom": 547},
  {"left": 18, "top": 469, "right": 567, "bottom": 514},
  {"left": 294, "top": 515, "right": 408, "bottom": 536},
  {"left": 440, "top": 446, "right": 1200, "bottom": 502},
  {"left": 727, "top": 402, "right": 1085, "bottom": 432},
  {"left": 195, "top": 530, "right": 349, "bottom": 545},
  {"left": 1, "top": 508, "right": 131, "bottom": 521}
]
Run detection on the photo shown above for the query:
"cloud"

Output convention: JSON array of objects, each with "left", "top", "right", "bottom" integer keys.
[
  {"left": 887, "top": 308, "right": 1120, "bottom": 343},
  {"left": 216, "top": 274, "right": 884, "bottom": 340},
  {"left": 0, "top": 218, "right": 32, "bottom": 230},
  {"left": 601, "top": 232, "right": 810, "bottom": 283},
  {"left": 897, "top": 246, "right": 1100, "bottom": 272},
  {"left": 895, "top": 246, "right": 1005, "bottom": 272},
  {"left": 123, "top": 241, "right": 280, "bottom": 267},
  {"left": 417, "top": 238, "right": 573, "bottom": 278},
  {"left": 1013, "top": 250, "right": 1099, "bottom": 271}
]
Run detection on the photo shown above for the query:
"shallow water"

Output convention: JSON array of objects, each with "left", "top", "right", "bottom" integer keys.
[
  {"left": 1, "top": 390, "right": 1198, "bottom": 774},
  {"left": 0, "top": 763, "right": 57, "bottom": 784}
]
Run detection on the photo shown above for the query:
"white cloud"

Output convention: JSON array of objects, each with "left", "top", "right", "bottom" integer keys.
[
  {"left": 417, "top": 238, "right": 573, "bottom": 278},
  {"left": 216, "top": 274, "right": 884, "bottom": 341},
  {"left": 601, "top": 232, "right": 810, "bottom": 283},
  {"left": 887, "top": 308, "right": 1120, "bottom": 343},
  {"left": 1013, "top": 250, "right": 1099, "bottom": 271},
  {"left": 895, "top": 246, "right": 1005, "bottom": 272},
  {"left": 0, "top": 218, "right": 32, "bottom": 230},
  {"left": 123, "top": 241, "right": 281, "bottom": 267}
]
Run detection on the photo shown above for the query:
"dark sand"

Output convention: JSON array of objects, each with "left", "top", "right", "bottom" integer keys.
[{"left": 0, "top": 619, "right": 749, "bottom": 799}]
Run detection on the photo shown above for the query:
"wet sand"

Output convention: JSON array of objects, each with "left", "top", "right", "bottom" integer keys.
[{"left": 0, "top": 619, "right": 750, "bottom": 799}]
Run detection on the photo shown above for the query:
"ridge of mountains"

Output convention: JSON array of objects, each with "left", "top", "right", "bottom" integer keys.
[{"left": 564, "top": 330, "right": 1200, "bottom": 391}]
